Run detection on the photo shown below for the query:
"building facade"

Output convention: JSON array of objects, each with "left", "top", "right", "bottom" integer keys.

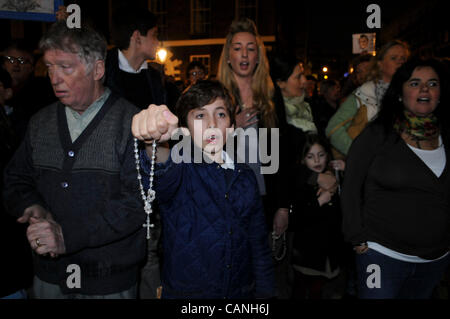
[{"left": 146, "top": 0, "right": 277, "bottom": 82}]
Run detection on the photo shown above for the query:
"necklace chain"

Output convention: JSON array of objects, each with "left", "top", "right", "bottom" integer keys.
[{"left": 134, "top": 138, "right": 156, "bottom": 239}]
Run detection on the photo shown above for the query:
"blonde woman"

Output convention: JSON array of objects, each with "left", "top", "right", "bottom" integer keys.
[
  {"left": 218, "top": 18, "right": 278, "bottom": 209},
  {"left": 218, "top": 18, "right": 291, "bottom": 298},
  {"left": 218, "top": 18, "right": 276, "bottom": 131},
  {"left": 218, "top": 20, "right": 337, "bottom": 299},
  {"left": 218, "top": 17, "right": 336, "bottom": 220},
  {"left": 326, "top": 40, "right": 409, "bottom": 157}
]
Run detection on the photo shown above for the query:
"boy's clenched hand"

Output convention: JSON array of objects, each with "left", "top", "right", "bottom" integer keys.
[{"left": 132, "top": 104, "right": 179, "bottom": 144}]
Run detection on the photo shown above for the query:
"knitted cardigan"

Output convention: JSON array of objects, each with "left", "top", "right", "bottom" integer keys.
[{"left": 4, "top": 94, "right": 146, "bottom": 295}]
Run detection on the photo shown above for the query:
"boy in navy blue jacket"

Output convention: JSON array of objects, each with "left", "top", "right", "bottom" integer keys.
[{"left": 132, "top": 80, "right": 274, "bottom": 299}]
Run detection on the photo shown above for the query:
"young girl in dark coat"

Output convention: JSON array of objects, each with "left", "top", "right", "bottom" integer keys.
[{"left": 289, "top": 134, "right": 345, "bottom": 299}]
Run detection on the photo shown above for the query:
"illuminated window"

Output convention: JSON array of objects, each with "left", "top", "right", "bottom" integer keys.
[
  {"left": 236, "top": 0, "right": 258, "bottom": 24},
  {"left": 149, "top": 0, "right": 168, "bottom": 41},
  {"left": 191, "top": 0, "right": 211, "bottom": 35}
]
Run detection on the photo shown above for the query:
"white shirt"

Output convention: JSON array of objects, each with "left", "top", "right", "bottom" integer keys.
[
  {"left": 406, "top": 135, "right": 446, "bottom": 177},
  {"left": 221, "top": 150, "right": 235, "bottom": 170},
  {"left": 118, "top": 49, "right": 148, "bottom": 74}
]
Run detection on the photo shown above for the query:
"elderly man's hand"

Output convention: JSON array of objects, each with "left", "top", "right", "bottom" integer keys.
[
  {"left": 17, "top": 204, "right": 51, "bottom": 224},
  {"left": 27, "top": 214, "right": 66, "bottom": 258},
  {"left": 132, "top": 104, "right": 179, "bottom": 144}
]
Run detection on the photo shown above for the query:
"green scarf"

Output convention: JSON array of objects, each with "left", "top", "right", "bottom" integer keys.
[
  {"left": 283, "top": 94, "right": 317, "bottom": 133},
  {"left": 394, "top": 110, "right": 439, "bottom": 141}
]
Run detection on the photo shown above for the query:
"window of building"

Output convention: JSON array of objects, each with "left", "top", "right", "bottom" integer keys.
[
  {"left": 236, "top": 0, "right": 258, "bottom": 24},
  {"left": 191, "top": 0, "right": 211, "bottom": 35},
  {"left": 190, "top": 55, "right": 211, "bottom": 77},
  {"left": 148, "top": 0, "right": 168, "bottom": 41}
]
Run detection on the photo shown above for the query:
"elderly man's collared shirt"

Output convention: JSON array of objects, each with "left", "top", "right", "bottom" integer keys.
[{"left": 65, "top": 88, "right": 111, "bottom": 142}]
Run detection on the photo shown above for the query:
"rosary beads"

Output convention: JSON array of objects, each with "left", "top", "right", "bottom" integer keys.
[{"left": 134, "top": 138, "right": 156, "bottom": 239}]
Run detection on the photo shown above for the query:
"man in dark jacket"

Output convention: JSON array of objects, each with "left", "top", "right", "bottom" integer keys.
[
  {"left": 105, "top": 6, "right": 179, "bottom": 111},
  {"left": 105, "top": 6, "right": 179, "bottom": 299},
  {"left": 3, "top": 22, "right": 145, "bottom": 299}
]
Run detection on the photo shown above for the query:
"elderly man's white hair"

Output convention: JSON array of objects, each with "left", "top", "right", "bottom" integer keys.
[{"left": 39, "top": 21, "right": 107, "bottom": 75}]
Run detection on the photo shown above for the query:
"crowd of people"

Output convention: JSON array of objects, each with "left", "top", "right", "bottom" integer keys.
[{"left": 1, "top": 7, "right": 449, "bottom": 300}]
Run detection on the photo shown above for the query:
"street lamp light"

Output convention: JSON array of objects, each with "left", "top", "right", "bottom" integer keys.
[
  {"left": 157, "top": 48, "right": 168, "bottom": 64},
  {"left": 322, "top": 66, "right": 328, "bottom": 73}
]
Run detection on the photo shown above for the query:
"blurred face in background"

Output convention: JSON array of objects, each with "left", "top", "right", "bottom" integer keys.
[
  {"left": 0, "top": 80, "right": 13, "bottom": 105},
  {"left": 354, "top": 61, "right": 370, "bottom": 85},
  {"left": 324, "top": 83, "right": 341, "bottom": 105},
  {"left": 188, "top": 67, "right": 206, "bottom": 85},
  {"left": 378, "top": 44, "right": 408, "bottom": 83},
  {"left": 305, "top": 79, "right": 316, "bottom": 98},
  {"left": 278, "top": 63, "right": 307, "bottom": 98},
  {"left": 3, "top": 48, "right": 34, "bottom": 88}
]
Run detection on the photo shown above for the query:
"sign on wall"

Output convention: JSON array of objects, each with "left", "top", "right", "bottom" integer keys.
[
  {"left": 0, "top": 0, "right": 63, "bottom": 22},
  {"left": 352, "top": 33, "right": 376, "bottom": 55}
]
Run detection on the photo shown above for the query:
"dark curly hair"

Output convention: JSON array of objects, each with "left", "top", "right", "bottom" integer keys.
[{"left": 175, "top": 80, "right": 236, "bottom": 127}]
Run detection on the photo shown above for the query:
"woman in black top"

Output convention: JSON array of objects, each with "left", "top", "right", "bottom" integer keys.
[{"left": 342, "top": 58, "right": 450, "bottom": 299}]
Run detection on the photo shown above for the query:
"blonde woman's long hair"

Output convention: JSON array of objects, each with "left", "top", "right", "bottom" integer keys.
[{"left": 218, "top": 18, "right": 276, "bottom": 128}]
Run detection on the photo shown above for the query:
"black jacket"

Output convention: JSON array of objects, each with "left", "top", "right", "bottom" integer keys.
[
  {"left": 288, "top": 164, "right": 343, "bottom": 272},
  {"left": 105, "top": 48, "right": 179, "bottom": 110},
  {"left": 342, "top": 123, "right": 450, "bottom": 259}
]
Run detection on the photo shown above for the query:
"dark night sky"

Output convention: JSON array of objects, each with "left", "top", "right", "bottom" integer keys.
[
  {"left": 0, "top": 0, "right": 444, "bottom": 77},
  {"left": 276, "top": 0, "right": 421, "bottom": 74},
  {"left": 281, "top": 1, "right": 408, "bottom": 50}
]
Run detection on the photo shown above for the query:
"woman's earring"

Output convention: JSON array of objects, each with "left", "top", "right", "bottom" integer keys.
[{"left": 398, "top": 96, "right": 403, "bottom": 102}]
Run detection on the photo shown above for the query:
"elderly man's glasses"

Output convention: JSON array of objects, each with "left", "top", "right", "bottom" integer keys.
[{"left": 3, "top": 55, "right": 31, "bottom": 65}]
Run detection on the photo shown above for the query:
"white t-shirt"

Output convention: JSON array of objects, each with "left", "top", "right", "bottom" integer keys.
[{"left": 406, "top": 135, "right": 446, "bottom": 177}]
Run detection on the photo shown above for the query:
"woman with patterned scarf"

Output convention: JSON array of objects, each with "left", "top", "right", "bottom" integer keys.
[
  {"left": 341, "top": 58, "right": 450, "bottom": 299},
  {"left": 326, "top": 40, "right": 409, "bottom": 158}
]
